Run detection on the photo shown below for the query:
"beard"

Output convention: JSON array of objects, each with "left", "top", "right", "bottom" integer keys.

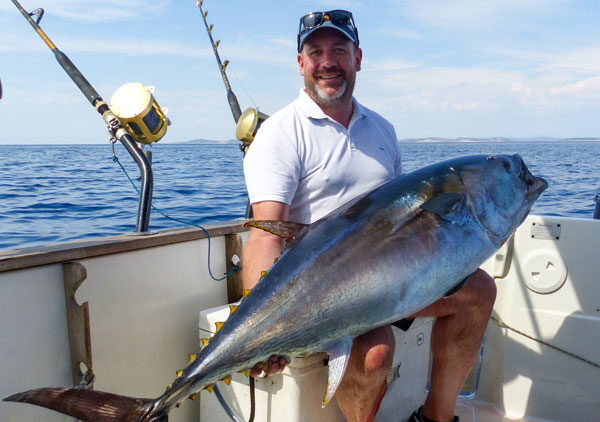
[{"left": 305, "top": 71, "right": 355, "bottom": 109}]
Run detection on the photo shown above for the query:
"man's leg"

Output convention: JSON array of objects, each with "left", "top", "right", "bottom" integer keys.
[
  {"left": 413, "top": 269, "right": 497, "bottom": 422},
  {"left": 336, "top": 325, "right": 395, "bottom": 422}
]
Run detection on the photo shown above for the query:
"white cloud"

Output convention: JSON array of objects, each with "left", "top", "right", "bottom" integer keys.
[
  {"left": 4, "top": 86, "right": 82, "bottom": 105},
  {"left": 216, "top": 36, "right": 298, "bottom": 68},
  {"left": 390, "top": 0, "right": 568, "bottom": 30},
  {"left": 542, "top": 47, "right": 600, "bottom": 75},
  {"left": 294, "top": 0, "right": 365, "bottom": 10},
  {"left": 357, "top": 57, "right": 595, "bottom": 115},
  {"left": 0, "top": 30, "right": 211, "bottom": 56},
  {"left": 377, "top": 28, "right": 422, "bottom": 40},
  {"left": 270, "top": 37, "right": 297, "bottom": 49},
  {"left": 63, "top": 39, "right": 210, "bottom": 57},
  {"left": 551, "top": 75, "right": 600, "bottom": 96},
  {"left": 482, "top": 43, "right": 600, "bottom": 76},
  {"left": 362, "top": 58, "right": 422, "bottom": 72},
  {"left": 1, "top": 0, "right": 171, "bottom": 22}
]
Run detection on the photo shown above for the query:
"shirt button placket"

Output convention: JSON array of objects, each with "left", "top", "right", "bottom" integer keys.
[{"left": 347, "top": 129, "right": 356, "bottom": 151}]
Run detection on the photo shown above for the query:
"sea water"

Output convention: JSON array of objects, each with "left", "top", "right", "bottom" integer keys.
[{"left": 0, "top": 141, "right": 598, "bottom": 250}]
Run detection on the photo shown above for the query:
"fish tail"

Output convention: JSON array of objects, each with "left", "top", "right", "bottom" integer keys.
[{"left": 3, "top": 387, "right": 163, "bottom": 421}]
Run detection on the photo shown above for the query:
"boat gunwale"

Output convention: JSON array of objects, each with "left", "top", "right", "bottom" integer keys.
[
  {"left": 1, "top": 214, "right": 593, "bottom": 273},
  {"left": 0, "top": 219, "right": 249, "bottom": 273}
]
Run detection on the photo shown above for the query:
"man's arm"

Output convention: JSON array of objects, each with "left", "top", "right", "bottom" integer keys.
[
  {"left": 241, "top": 200, "right": 291, "bottom": 376},
  {"left": 242, "top": 200, "right": 290, "bottom": 290}
]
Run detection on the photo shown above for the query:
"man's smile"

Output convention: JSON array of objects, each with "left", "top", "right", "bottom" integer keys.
[{"left": 318, "top": 73, "right": 341, "bottom": 80}]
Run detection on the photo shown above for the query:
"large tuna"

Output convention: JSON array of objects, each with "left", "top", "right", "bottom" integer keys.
[{"left": 3, "top": 154, "right": 547, "bottom": 421}]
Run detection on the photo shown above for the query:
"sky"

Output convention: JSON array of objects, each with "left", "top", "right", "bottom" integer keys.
[{"left": 1, "top": 0, "right": 599, "bottom": 144}]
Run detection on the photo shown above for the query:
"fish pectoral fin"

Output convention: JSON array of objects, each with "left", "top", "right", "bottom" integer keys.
[
  {"left": 421, "top": 192, "right": 467, "bottom": 220},
  {"left": 243, "top": 220, "right": 308, "bottom": 243},
  {"left": 322, "top": 337, "right": 354, "bottom": 408}
]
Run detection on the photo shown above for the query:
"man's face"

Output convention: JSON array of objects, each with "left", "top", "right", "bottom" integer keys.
[{"left": 298, "top": 28, "right": 362, "bottom": 109}]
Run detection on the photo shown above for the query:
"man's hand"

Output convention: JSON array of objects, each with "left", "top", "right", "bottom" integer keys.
[{"left": 250, "top": 355, "right": 289, "bottom": 377}]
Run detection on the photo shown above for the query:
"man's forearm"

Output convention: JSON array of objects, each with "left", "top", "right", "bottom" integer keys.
[{"left": 241, "top": 229, "right": 285, "bottom": 290}]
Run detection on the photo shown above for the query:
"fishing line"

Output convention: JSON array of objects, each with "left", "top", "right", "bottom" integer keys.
[
  {"left": 490, "top": 315, "right": 600, "bottom": 370},
  {"left": 111, "top": 153, "right": 240, "bottom": 282},
  {"left": 218, "top": 44, "right": 259, "bottom": 110}
]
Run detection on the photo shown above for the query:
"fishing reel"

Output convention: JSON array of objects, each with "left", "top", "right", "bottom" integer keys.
[
  {"left": 235, "top": 107, "right": 269, "bottom": 154},
  {"left": 110, "top": 82, "right": 170, "bottom": 144}
]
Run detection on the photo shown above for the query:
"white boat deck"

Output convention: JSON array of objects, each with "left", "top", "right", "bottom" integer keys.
[
  {"left": 1, "top": 215, "right": 598, "bottom": 422},
  {"left": 456, "top": 399, "right": 535, "bottom": 422}
]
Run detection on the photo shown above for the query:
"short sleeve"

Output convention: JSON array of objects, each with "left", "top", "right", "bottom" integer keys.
[
  {"left": 393, "top": 133, "right": 403, "bottom": 176},
  {"left": 243, "top": 120, "right": 301, "bottom": 205}
]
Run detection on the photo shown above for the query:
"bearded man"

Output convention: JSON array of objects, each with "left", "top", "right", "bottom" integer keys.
[{"left": 242, "top": 10, "right": 496, "bottom": 422}]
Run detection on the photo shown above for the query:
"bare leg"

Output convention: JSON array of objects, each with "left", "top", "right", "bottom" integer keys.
[
  {"left": 336, "top": 325, "right": 395, "bottom": 422},
  {"left": 413, "top": 269, "right": 497, "bottom": 422}
]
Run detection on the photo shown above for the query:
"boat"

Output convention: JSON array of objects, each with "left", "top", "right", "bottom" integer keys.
[
  {"left": 2, "top": 210, "right": 599, "bottom": 422},
  {"left": 1, "top": 2, "right": 599, "bottom": 422}
]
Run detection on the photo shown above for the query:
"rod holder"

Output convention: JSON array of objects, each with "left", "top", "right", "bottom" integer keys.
[{"left": 11, "top": 0, "right": 154, "bottom": 233}]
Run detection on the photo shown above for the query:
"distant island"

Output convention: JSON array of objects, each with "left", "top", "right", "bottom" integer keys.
[
  {"left": 177, "top": 138, "right": 239, "bottom": 144},
  {"left": 399, "top": 137, "right": 600, "bottom": 143}
]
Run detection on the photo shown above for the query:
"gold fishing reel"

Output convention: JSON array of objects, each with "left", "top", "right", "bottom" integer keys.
[
  {"left": 110, "top": 82, "right": 170, "bottom": 144},
  {"left": 235, "top": 107, "right": 269, "bottom": 154}
]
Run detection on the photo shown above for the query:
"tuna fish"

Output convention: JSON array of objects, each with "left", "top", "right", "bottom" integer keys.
[{"left": 3, "top": 154, "right": 547, "bottom": 421}]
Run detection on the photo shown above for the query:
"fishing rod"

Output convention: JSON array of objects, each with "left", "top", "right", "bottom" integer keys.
[
  {"left": 195, "top": 0, "right": 270, "bottom": 221},
  {"left": 11, "top": 0, "right": 170, "bottom": 233},
  {"left": 195, "top": 0, "right": 242, "bottom": 124},
  {"left": 194, "top": 0, "right": 268, "bottom": 157},
  {"left": 193, "top": 4, "right": 263, "bottom": 418}
]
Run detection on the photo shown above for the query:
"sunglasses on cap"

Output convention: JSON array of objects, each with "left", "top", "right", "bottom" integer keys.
[{"left": 297, "top": 10, "right": 359, "bottom": 52}]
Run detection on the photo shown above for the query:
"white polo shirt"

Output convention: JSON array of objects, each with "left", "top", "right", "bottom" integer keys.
[{"left": 243, "top": 89, "right": 402, "bottom": 224}]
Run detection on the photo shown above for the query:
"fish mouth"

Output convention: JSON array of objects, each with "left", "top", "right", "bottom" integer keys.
[
  {"left": 528, "top": 176, "right": 548, "bottom": 200},
  {"left": 515, "top": 154, "right": 548, "bottom": 201}
]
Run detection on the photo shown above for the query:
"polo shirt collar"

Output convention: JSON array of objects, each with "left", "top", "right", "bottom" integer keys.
[{"left": 297, "top": 88, "right": 366, "bottom": 128}]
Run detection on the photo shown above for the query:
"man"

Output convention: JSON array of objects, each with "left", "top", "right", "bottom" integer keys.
[{"left": 242, "top": 10, "right": 496, "bottom": 422}]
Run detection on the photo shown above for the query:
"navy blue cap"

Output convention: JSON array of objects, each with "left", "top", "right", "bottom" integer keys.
[{"left": 297, "top": 10, "right": 359, "bottom": 53}]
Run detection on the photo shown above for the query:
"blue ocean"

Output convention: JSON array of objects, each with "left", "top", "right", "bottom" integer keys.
[{"left": 1, "top": 141, "right": 599, "bottom": 251}]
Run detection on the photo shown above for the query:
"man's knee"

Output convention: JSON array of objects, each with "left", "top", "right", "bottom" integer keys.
[
  {"left": 354, "top": 325, "right": 395, "bottom": 376},
  {"left": 468, "top": 269, "right": 497, "bottom": 311}
]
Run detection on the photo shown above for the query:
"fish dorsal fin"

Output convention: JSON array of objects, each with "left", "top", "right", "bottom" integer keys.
[
  {"left": 420, "top": 192, "right": 467, "bottom": 220},
  {"left": 322, "top": 337, "right": 354, "bottom": 407},
  {"left": 243, "top": 220, "right": 308, "bottom": 243}
]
